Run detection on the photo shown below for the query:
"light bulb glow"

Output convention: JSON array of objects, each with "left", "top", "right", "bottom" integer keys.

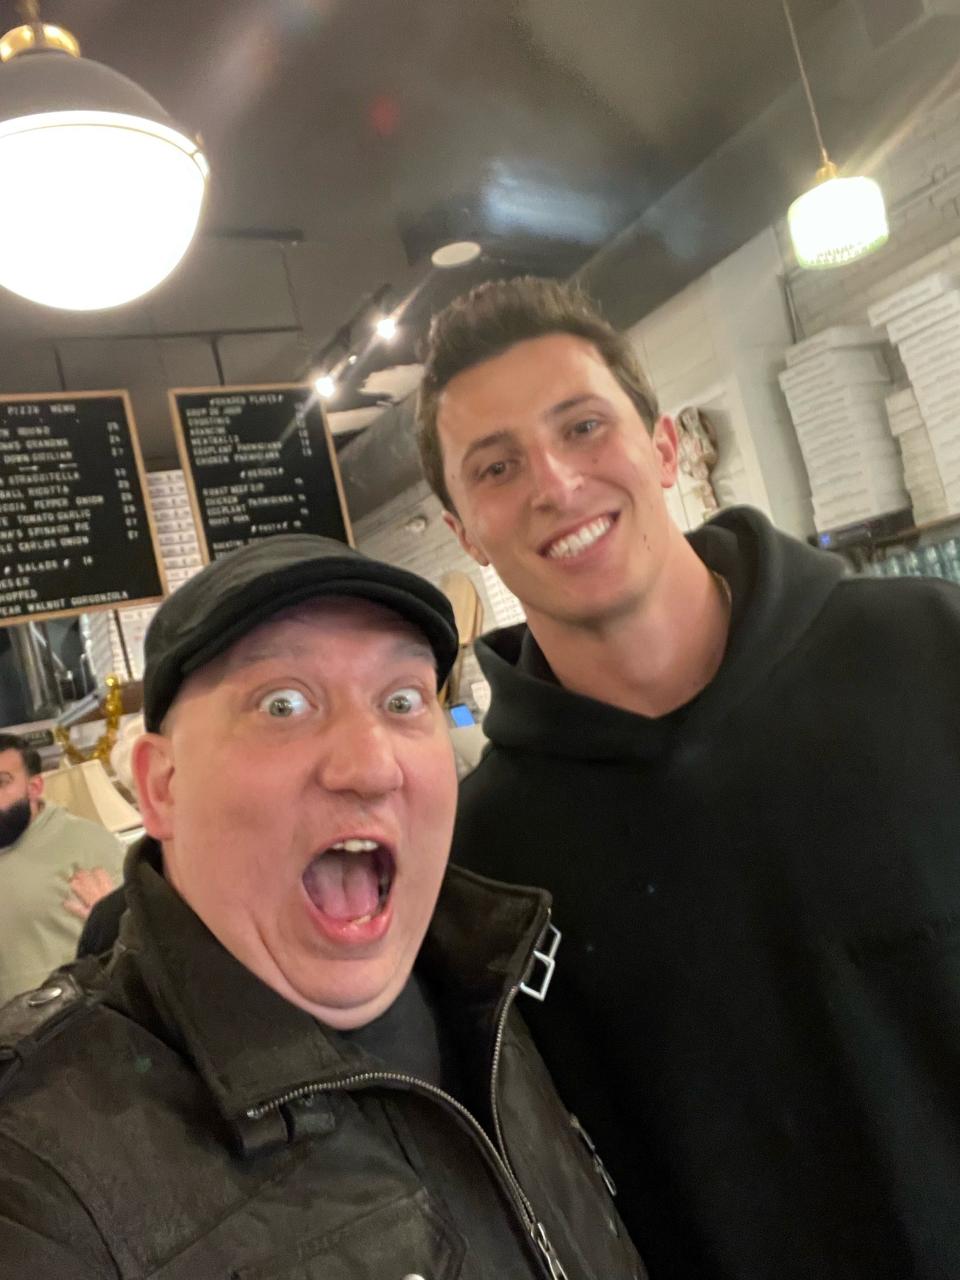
[
  {"left": 788, "top": 174, "right": 889, "bottom": 270},
  {"left": 0, "top": 110, "right": 207, "bottom": 309},
  {"left": 431, "top": 239, "right": 482, "bottom": 267},
  {"left": 314, "top": 374, "right": 336, "bottom": 398},
  {"left": 375, "top": 315, "right": 398, "bottom": 340}
]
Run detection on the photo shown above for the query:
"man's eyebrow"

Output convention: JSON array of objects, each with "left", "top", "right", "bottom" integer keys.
[
  {"left": 545, "top": 393, "right": 608, "bottom": 419},
  {"left": 461, "top": 429, "right": 517, "bottom": 470},
  {"left": 0, "top": 772, "right": 14, "bottom": 784}
]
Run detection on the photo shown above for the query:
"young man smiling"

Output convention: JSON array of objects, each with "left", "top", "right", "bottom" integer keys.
[
  {"left": 0, "top": 535, "right": 644, "bottom": 1280},
  {"left": 417, "top": 277, "right": 960, "bottom": 1280}
]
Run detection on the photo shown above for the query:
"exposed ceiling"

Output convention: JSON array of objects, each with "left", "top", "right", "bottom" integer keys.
[
  {"left": 21, "top": 0, "right": 834, "bottom": 390},
  {"left": 2, "top": 0, "right": 956, "bottom": 474}
]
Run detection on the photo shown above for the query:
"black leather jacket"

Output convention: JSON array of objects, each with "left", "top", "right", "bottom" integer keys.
[{"left": 0, "top": 839, "right": 645, "bottom": 1279}]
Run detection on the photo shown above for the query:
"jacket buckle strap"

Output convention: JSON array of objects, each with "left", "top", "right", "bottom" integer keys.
[
  {"left": 534, "top": 1221, "right": 569, "bottom": 1279},
  {"left": 520, "top": 922, "right": 561, "bottom": 1003}
]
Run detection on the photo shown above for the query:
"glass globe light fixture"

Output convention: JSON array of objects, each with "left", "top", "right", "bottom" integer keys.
[
  {"left": 780, "top": 0, "right": 888, "bottom": 271},
  {"left": 0, "top": 3, "right": 208, "bottom": 310},
  {"left": 788, "top": 161, "right": 888, "bottom": 269}
]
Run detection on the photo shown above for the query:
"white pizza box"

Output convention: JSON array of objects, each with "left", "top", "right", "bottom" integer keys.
[
  {"left": 922, "top": 407, "right": 960, "bottom": 439},
  {"left": 925, "top": 458, "right": 960, "bottom": 492},
  {"left": 811, "top": 460, "right": 907, "bottom": 498},
  {"left": 902, "top": 434, "right": 940, "bottom": 457},
  {"left": 905, "top": 352, "right": 960, "bottom": 386},
  {"left": 885, "top": 386, "right": 918, "bottom": 414},
  {"left": 905, "top": 478, "right": 945, "bottom": 501},
  {"left": 814, "top": 495, "right": 909, "bottom": 532},
  {"left": 902, "top": 359, "right": 960, "bottom": 397},
  {"left": 888, "top": 407, "right": 926, "bottom": 436},
  {"left": 802, "top": 441, "right": 899, "bottom": 477},
  {"left": 914, "top": 383, "right": 960, "bottom": 426},
  {"left": 896, "top": 312, "right": 960, "bottom": 361},
  {"left": 868, "top": 271, "right": 957, "bottom": 328},
  {"left": 898, "top": 334, "right": 960, "bottom": 380},
  {"left": 899, "top": 436, "right": 937, "bottom": 462},
  {"left": 911, "top": 500, "right": 951, "bottom": 524},
  {"left": 927, "top": 429, "right": 960, "bottom": 466},
  {"left": 802, "top": 430, "right": 898, "bottom": 462},
  {"left": 900, "top": 447, "right": 939, "bottom": 471},
  {"left": 814, "top": 492, "right": 908, "bottom": 522},
  {"left": 788, "top": 399, "right": 891, "bottom": 432},
  {"left": 800, "top": 420, "right": 897, "bottom": 449},
  {"left": 803, "top": 443, "right": 900, "bottom": 483},
  {"left": 784, "top": 325, "right": 884, "bottom": 368},
  {"left": 814, "top": 482, "right": 907, "bottom": 508},
  {"left": 779, "top": 347, "right": 890, "bottom": 395},
  {"left": 904, "top": 462, "right": 947, "bottom": 487},
  {"left": 784, "top": 383, "right": 890, "bottom": 425},
  {"left": 887, "top": 290, "right": 960, "bottom": 345},
  {"left": 908, "top": 474, "right": 948, "bottom": 495}
]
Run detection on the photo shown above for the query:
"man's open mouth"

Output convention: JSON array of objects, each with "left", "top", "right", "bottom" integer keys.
[{"left": 302, "top": 839, "right": 395, "bottom": 925}]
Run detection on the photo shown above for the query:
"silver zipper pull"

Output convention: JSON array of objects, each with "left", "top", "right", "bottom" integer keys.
[
  {"left": 534, "top": 1221, "right": 569, "bottom": 1280},
  {"left": 570, "top": 1112, "right": 618, "bottom": 1196}
]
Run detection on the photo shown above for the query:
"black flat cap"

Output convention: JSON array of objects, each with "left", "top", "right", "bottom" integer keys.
[{"left": 143, "top": 534, "right": 459, "bottom": 731}]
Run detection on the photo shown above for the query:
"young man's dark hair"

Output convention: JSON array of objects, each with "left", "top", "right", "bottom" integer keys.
[
  {"left": 0, "top": 733, "right": 41, "bottom": 777},
  {"left": 416, "top": 275, "right": 659, "bottom": 513}
]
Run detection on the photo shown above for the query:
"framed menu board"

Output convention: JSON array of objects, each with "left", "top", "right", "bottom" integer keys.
[
  {"left": 169, "top": 384, "right": 353, "bottom": 562},
  {"left": 0, "top": 391, "right": 165, "bottom": 626}
]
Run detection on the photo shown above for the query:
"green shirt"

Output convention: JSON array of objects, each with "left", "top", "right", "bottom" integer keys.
[{"left": 0, "top": 802, "right": 126, "bottom": 1005}]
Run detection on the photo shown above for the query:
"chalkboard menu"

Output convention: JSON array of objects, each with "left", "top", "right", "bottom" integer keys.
[
  {"left": 170, "top": 385, "right": 352, "bottom": 562},
  {"left": 0, "top": 392, "right": 164, "bottom": 626}
]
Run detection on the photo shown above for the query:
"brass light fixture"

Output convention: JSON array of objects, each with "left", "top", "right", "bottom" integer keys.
[
  {"left": 0, "top": 0, "right": 208, "bottom": 310},
  {"left": 781, "top": 0, "right": 888, "bottom": 270}
]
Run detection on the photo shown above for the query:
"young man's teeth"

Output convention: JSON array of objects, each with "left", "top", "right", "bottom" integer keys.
[
  {"left": 547, "top": 517, "right": 612, "bottom": 559},
  {"left": 329, "top": 838, "right": 379, "bottom": 853}
]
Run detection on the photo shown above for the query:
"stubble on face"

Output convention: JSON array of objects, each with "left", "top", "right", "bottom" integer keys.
[{"left": 436, "top": 334, "right": 680, "bottom": 635}]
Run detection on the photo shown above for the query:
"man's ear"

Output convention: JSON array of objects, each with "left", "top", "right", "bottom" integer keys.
[
  {"left": 652, "top": 414, "right": 680, "bottom": 489},
  {"left": 27, "top": 771, "right": 44, "bottom": 808},
  {"left": 442, "top": 510, "right": 490, "bottom": 568},
  {"left": 131, "top": 733, "right": 176, "bottom": 840}
]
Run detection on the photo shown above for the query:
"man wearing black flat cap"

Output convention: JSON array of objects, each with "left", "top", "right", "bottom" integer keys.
[{"left": 0, "top": 535, "right": 644, "bottom": 1280}]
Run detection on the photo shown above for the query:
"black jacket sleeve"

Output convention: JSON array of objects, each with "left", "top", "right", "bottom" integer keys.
[{"left": 76, "top": 887, "right": 127, "bottom": 959}]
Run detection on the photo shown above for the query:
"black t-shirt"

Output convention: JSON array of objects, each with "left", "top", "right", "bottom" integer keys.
[{"left": 338, "top": 968, "right": 457, "bottom": 1092}]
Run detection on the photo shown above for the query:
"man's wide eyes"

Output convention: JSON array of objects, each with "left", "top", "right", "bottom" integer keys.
[
  {"left": 258, "top": 689, "right": 310, "bottom": 718},
  {"left": 385, "top": 687, "right": 425, "bottom": 716}
]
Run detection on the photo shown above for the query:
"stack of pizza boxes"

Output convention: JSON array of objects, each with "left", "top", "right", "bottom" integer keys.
[
  {"left": 868, "top": 272, "right": 960, "bottom": 524},
  {"left": 779, "top": 325, "right": 907, "bottom": 533}
]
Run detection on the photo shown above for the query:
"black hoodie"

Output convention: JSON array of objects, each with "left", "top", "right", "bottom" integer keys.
[{"left": 454, "top": 506, "right": 960, "bottom": 1280}]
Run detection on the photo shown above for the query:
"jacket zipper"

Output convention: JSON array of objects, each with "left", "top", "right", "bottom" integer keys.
[{"left": 244, "top": 916, "right": 569, "bottom": 1280}]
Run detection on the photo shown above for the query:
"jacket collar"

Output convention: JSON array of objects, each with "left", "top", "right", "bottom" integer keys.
[{"left": 115, "top": 838, "right": 551, "bottom": 1131}]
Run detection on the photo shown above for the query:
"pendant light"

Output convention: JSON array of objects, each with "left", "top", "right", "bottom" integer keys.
[
  {"left": 0, "top": 0, "right": 208, "bottom": 310},
  {"left": 781, "top": 0, "right": 888, "bottom": 270}
]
